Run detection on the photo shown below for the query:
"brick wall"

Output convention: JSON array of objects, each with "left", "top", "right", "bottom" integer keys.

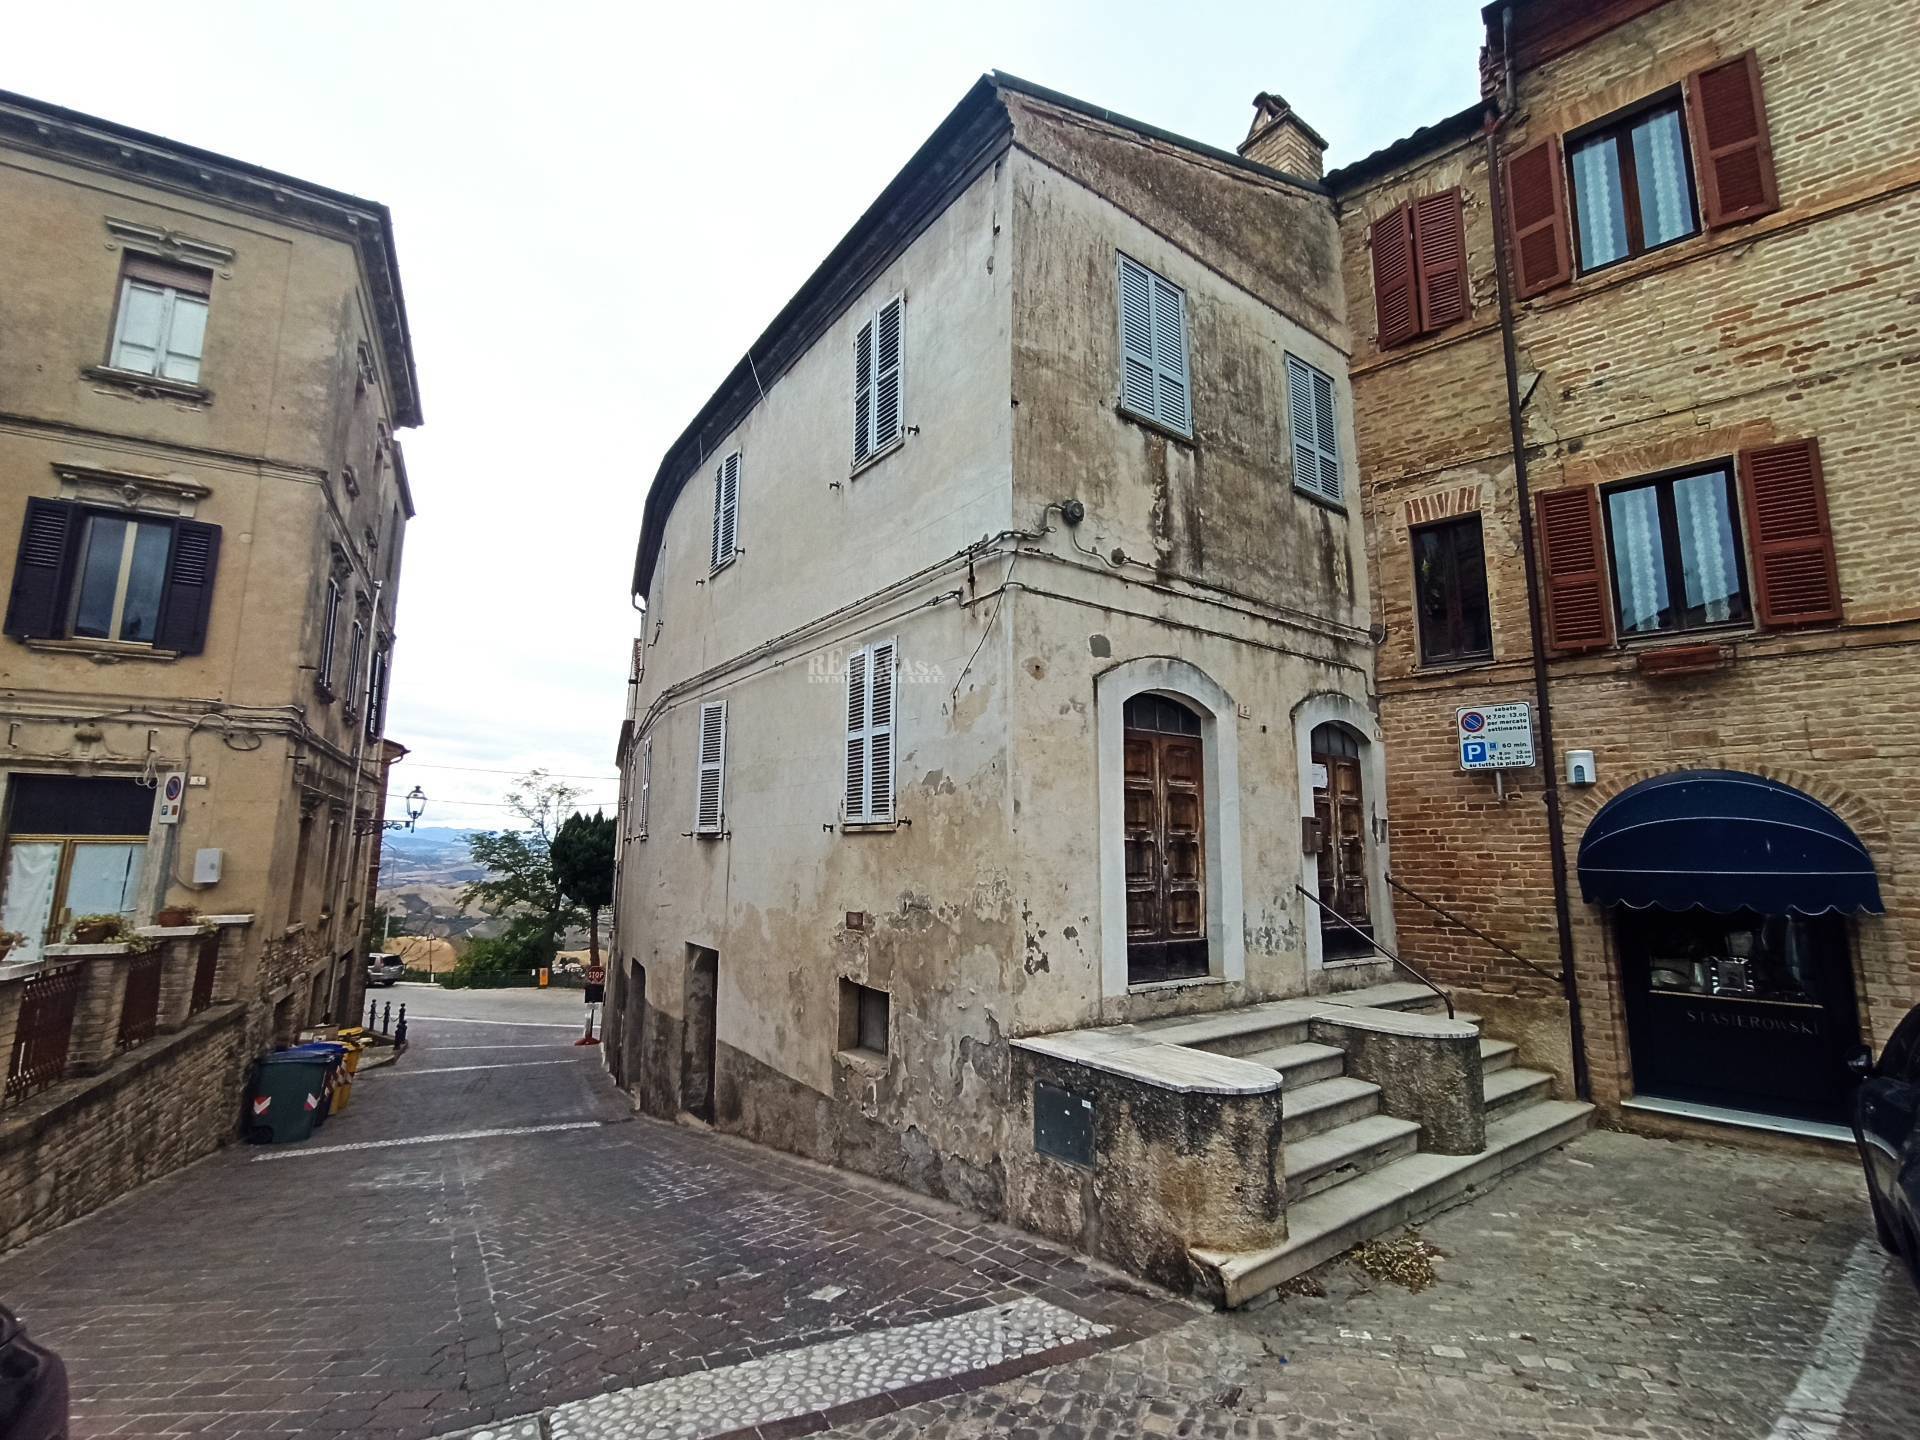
[
  {"left": 0, "top": 1006, "right": 247, "bottom": 1251},
  {"left": 1339, "top": 0, "right": 1920, "bottom": 1112}
]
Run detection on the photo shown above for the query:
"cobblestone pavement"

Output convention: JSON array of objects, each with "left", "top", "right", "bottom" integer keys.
[
  {"left": 0, "top": 986, "right": 1181, "bottom": 1440},
  {"left": 820, "top": 1129, "right": 1920, "bottom": 1440}
]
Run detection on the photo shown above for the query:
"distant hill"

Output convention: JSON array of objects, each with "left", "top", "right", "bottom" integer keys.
[{"left": 376, "top": 827, "right": 593, "bottom": 951}]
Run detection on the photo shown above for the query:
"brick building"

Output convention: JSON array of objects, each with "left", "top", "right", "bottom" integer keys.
[
  {"left": 1332, "top": 0, "right": 1919, "bottom": 1138},
  {"left": 0, "top": 89, "right": 420, "bottom": 1248}
]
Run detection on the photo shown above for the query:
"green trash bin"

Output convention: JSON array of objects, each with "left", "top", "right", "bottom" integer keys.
[{"left": 246, "top": 1050, "right": 332, "bottom": 1144}]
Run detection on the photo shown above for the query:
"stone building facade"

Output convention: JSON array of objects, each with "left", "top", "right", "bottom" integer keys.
[
  {"left": 1332, "top": 0, "right": 1919, "bottom": 1138},
  {"left": 612, "top": 74, "right": 1591, "bottom": 1303},
  {"left": 0, "top": 89, "right": 420, "bottom": 1247}
]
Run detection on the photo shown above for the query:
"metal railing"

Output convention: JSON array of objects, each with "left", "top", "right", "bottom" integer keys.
[
  {"left": 6, "top": 966, "right": 82, "bottom": 1103},
  {"left": 117, "top": 951, "right": 164, "bottom": 1051},
  {"left": 189, "top": 933, "right": 218, "bottom": 1015},
  {"left": 1384, "top": 872, "right": 1566, "bottom": 989},
  {"left": 1294, "top": 883, "right": 1454, "bottom": 1018}
]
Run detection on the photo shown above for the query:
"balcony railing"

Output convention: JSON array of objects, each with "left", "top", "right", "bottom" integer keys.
[
  {"left": 117, "top": 950, "right": 164, "bottom": 1051},
  {"left": 6, "top": 966, "right": 83, "bottom": 1102}
]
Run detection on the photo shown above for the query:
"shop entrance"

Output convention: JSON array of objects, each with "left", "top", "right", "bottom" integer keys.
[
  {"left": 1617, "top": 909, "right": 1862, "bottom": 1125},
  {"left": 1578, "top": 770, "right": 1883, "bottom": 1129}
]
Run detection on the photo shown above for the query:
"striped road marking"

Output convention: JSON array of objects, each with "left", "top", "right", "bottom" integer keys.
[
  {"left": 377, "top": 1058, "right": 588, "bottom": 1077},
  {"left": 252, "top": 1121, "right": 606, "bottom": 1162}
]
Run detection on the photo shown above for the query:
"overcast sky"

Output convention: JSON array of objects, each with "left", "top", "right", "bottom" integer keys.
[{"left": 7, "top": 0, "right": 1481, "bottom": 829}]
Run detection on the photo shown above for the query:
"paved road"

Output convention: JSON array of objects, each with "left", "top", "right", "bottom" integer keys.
[
  {"left": 1, "top": 983, "right": 1914, "bottom": 1439},
  {"left": 0, "top": 985, "right": 1180, "bottom": 1439},
  {"left": 819, "top": 1129, "right": 1920, "bottom": 1440}
]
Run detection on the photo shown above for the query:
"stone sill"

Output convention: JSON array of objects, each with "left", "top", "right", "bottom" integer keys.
[
  {"left": 1126, "top": 974, "right": 1227, "bottom": 997},
  {"left": 81, "top": 365, "right": 213, "bottom": 406},
  {"left": 23, "top": 638, "right": 181, "bottom": 663},
  {"left": 133, "top": 925, "right": 209, "bottom": 940},
  {"left": 43, "top": 942, "right": 134, "bottom": 958},
  {"left": 202, "top": 914, "right": 254, "bottom": 927},
  {"left": 1116, "top": 403, "right": 1195, "bottom": 450},
  {"left": 834, "top": 1048, "right": 887, "bottom": 1076},
  {"left": 849, "top": 434, "right": 906, "bottom": 481}
]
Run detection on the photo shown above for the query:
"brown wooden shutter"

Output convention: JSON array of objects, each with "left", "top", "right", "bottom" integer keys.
[
  {"left": 4, "top": 498, "right": 79, "bottom": 640},
  {"left": 1369, "top": 204, "right": 1418, "bottom": 349},
  {"left": 1534, "top": 486, "right": 1613, "bottom": 652},
  {"left": 1686, "top": 51, "right": 1779, "bottom": 228},
  {"left": 1413, "top": 189, "right": 1470, "bottom": 333},
  {"left": 153, "top": 519, "right": 221, "bottom": 655},
  {"left": 1738, "top": 439, "right": 1840, "bottom": 628},
  {"left": 1504, "top": 136, "right": 1573, "bottom": 298}
]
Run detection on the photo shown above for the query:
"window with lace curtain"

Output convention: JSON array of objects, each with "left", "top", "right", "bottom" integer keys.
[
  {"left": 1569, "top": 96, "right": 1699, "bottom": 272},
  {"left": 1602, "top": 466, "right": 1751, "bottom": 637}
]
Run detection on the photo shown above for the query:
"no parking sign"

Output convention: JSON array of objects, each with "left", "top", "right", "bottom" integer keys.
[{"left": 1456, "top": 703, "right": 1535, "bottom": 771}]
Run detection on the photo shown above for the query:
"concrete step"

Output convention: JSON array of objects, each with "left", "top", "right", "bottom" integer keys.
[
  {"left": 1193, "top": 1098, "right": 1597, "bottom": 1307},
  {"left": 1484, "top": 1065, "right": 1553, "bottom": 1122},
  {"left": 1316, "top": 980, "right": 1444, "bottom": 1013},
  {"left": 1282, "top": 1113, "right": 1422, "bottom": 1200},
  {"left": 1282, "top": 1076, "right": 1382, "bottom": 1139},
  {"left": 1245, "top": 1040, "right": 1346, "bottom": 1089},
  {"left": 1479, "top": 1037, "right": 1518, "bottom": 1074},
  {"left": 1142, "top": 1003, "right": 1313, "bottom": 1059}
]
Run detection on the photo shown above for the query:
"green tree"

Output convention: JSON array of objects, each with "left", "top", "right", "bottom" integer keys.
[
  {"left": 552, "top": 809, "right": 616, "bottom": 965},
  {"left": 459, "top": 770, "right": 585, "bottom": 973}
]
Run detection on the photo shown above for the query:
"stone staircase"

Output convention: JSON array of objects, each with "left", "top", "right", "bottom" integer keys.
[{"left": 1154, "top": 981, "right": 1593, "bottom": 1306}]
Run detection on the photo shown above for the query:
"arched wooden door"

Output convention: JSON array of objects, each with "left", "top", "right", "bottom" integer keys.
[{"left": 1124, "top": 695, "right": 1206, "bottom": 984}]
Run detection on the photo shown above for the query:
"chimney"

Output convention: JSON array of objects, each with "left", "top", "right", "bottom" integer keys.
[{"left": 1238, "top": 92, "right": 1328, "bottom": 181}]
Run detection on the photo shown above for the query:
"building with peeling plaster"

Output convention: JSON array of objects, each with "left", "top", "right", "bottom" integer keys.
[{"left": 609, "top": 70, "right": 1595, "bottom": 1304}]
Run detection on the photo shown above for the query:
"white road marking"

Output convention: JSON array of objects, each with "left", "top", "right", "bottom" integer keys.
[
  {"left": 524, "top": 1296, "right": 1106, "bottom": 1440},
  {"left": 413, "top": 1042, "right": 571, "bottom": 1052},
  {"left": 1765, "top": 1238, "right": 1887, "bottom": 1439},
  {"left": 392, "top": 1014, "right": 581, "bottom": 1029},
  {"left": 378, "top": 1058, "right": 588, "bottom": 1077},
  {"left": 252, "top": 1121, "right": 605, "bottom": 1162}
]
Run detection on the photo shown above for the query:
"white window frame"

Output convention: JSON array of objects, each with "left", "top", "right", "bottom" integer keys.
[
  {"left": 111, "top": 276, "right": 209, "bottom": 383},
  {"left": 1285, "top": 354, "right": 1343, "bottom": 507},
  {"left": 841, "top": 638, "right": 896, "bottom": 826},
  {"left": 853, "top": 295, "right": 905, "bottom": 470},
  {"left": 1116, "top": 254, "right": 1192, "bottom": 438},
  {"left": 318, "top": 577, "right": 342, "bottom": 692},
  {"left": 709, "top": 452, "right": 741, "bottom": 574},
  {"left": 694, "top": 700, "right": 727, "bottom": 836}
]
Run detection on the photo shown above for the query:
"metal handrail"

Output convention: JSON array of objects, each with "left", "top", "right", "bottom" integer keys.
[
  {"left": 1294, "top": 883, "right": 1453, "bottom": 1019},
  {"left": 1384, "top": 872, "right": 1566, "bottom": 989}
]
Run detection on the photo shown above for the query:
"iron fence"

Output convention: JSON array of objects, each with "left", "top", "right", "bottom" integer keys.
[
  {"left": 117, "top": 951, "right": 163, "bottom": 1051},
  {"left": 6, "top": 965, "right": 82, "bottom": 1103}
]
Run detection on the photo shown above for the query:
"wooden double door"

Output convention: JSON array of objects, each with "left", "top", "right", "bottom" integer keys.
[{"left": 1124, "top": 695, "right": 1206, "bottom": 984}]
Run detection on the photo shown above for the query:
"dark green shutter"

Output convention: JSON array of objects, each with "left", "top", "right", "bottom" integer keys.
[
  {"left": 4, "top": 498, "right": 79, "bottom": 639},
  {"left": 154, "top": 520, "right": 221, "bottom": 654}
]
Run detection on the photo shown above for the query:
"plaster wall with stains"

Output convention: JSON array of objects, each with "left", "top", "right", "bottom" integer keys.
[{"left": 0, "top": 133, "right": 414, "bottom": 1012}]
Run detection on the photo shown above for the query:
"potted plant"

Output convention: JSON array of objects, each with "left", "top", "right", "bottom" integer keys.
[
  {"left": 68, "top": 914, "right": 128, "bottom": 945},
  {"left": 155, "top": 902, "right": 200, "bottom": 928}
]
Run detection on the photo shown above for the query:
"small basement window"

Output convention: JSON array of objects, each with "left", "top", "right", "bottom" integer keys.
[{"left": 837, "top": 979, "right": 889, "bottom": 1059}]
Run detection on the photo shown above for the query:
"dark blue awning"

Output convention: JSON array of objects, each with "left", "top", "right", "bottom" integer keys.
[{"left": 1577, "top": 770, "right": 1883, "bottom": 916}]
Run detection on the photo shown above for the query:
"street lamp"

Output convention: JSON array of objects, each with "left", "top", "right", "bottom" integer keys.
[{"left": 404, "top": 785, "right": 427, "bottom": 831}]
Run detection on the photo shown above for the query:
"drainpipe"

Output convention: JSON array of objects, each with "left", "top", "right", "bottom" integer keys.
[{"left": 1483, "top": 12, "right": 1592, "bottom": 1102}]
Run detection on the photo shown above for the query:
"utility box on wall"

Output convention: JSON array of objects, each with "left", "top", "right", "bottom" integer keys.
[{"left": 193, "top": 848, "right": 223, "bottom": 885}]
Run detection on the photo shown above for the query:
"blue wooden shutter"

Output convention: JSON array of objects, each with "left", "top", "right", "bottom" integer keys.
[
  {"left": 1117, "top": 257, "right": 1158, "bottom": 421},
  {"left": 1150, "top": 274, "right": 1190, "bottom": 434},
  {"left": 1286, "top": 356, "right": 1342, "bottom": 504}
]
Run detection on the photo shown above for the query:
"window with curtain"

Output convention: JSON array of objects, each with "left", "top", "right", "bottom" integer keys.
[
  {"left": 1569, "top": 98, "right": 1699, "bottom": 272},
  {"left": 1603, "top": 466, "right": 1750, "bottom": 637}
]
